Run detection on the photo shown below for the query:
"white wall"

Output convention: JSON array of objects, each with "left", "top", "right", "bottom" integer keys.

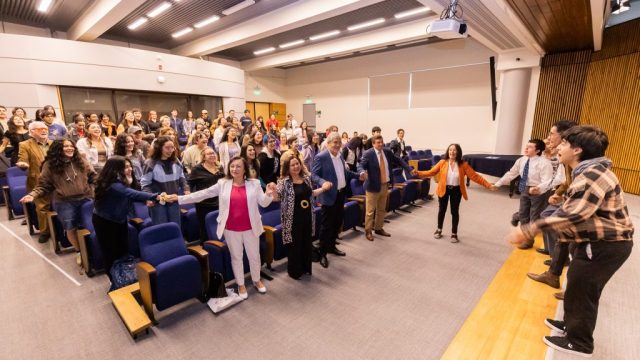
[
  {"left": 245, "top": 68, "right": 287, "bottom": 104},
  {"left": 284, "top": 39, "right": 498, "bottom": 153},
  {"left": 0, "top": 32, "right": 245, "bottom": 117}
]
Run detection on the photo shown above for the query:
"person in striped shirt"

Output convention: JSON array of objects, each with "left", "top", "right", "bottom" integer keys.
[{"left": 507, "top": 125, "right": 633, "bottom": 358}]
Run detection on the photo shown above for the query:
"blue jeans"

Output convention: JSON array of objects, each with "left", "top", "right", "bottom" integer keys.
[
  {"left": 54, "top": 199, "right": 90, "bottom": 231},
  {"left": 149, "top": 202, "right": 181, "bottom": 227}
]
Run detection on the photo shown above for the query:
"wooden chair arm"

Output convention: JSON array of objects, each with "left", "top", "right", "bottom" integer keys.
[
  {"left": 262, "top": 227, "right": 276, "bottom": 265},
  {"left": 204, "top": 240, "right": 226, "bottom": 248},
  {"left": 136, "top": 261, "right": 157, "bottom": 323},
  {"left": 188, "top": 246, "right": 209, "bottom": 296},
  {"left": 77, "top": 228, "right": 91, "bottom": 274},
  {"left": 129, "top": 218, "right": 144, "bottom": 226}
]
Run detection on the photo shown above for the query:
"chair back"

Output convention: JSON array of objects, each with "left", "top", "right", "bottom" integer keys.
[
  {"left": 261, "top": 208, "right": 281, "bottom": 227},
  {"left": 6, "top": 167, "right": 27, "bottom": 188},
  {"left": 139, "top": 223, "right": 188, "bottom": 267},
  {"left": 350, "top": 178, "right": 365, "bottom": 196},
  {"left": 408, "top": 151, "right": 419, "bottom": 160},
  {"left": 392, "top": 168, "right": 406, "bottom": 184}
]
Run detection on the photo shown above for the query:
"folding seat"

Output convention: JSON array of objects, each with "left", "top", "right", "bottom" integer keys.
[
  {"left": 137, "top": 223, "right": 209, "bottom": 323},
  {"left": 77, "top": 200, "right": 105, "bottom": 276},
  {"left": 181, "top": 207, "right": 201, "bottom": 245},
  {"left": 261, "top": 209, "right": 284, "bottom": 269},
  {"left": 341, "top": 201, "right": 361, "bottom": 233},
  {"left": 386, "top": 187, "right": 402, "bottom": 213},
  {"left": 417, "top": 150, "right": 426, "bottom": 159},
  {"left": 129, "top": 201, "right": 153, "bottom": 231},
  {"left": 348, "top": 179, "right": 366, "bottom": 224},
  {"left": 47, "top": 212, "right": 73, "bottom": 254},
  {"left": 259, "top": 201, "right": 280, "bottom": 214},
  {"left": 201, "top": 211, "right": 233, "bottom": 281},
  {"left": 392, "top": 168, "right": 420, "bottom": 212},
  {"left": 407, "top": 151, "right": 421, "bottom": 171},
  {"left": 3, "top": 166, "right": 27, "bottom": 220}
]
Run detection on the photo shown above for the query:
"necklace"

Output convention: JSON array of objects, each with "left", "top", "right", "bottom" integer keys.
[{"left": 64, "top": 163, "right": 78, "bottom": 182}]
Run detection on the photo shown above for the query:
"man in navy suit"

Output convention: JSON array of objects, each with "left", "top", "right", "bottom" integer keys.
[
  {"left": 169, "top": 108, "right": 184, "bottom": 137},
  {"left": 358, "top": 134, "right": 415, "bottom": 241},
  {"left": 312, "top": 132, "right": 366, "bottom": 267}
]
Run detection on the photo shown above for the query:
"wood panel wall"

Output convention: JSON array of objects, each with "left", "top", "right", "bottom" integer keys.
[{"left": 531, "top": 19, "right": 640, "bottom": 194}]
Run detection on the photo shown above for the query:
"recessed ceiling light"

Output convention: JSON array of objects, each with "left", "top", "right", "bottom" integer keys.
[
  {"left": 147, "top": 2, "right": 172, "bottom": 18},
  {"left": 128, "top": 17, "right": 148, "bottom": 30},
  {"left": 172, "top": 27, "right": 193, "bottom": 38},
  {"left": 347, "top": 18, "right": 385, "bottom": 31},
  {"left": 394, "top": 7, "right": 430, "bottom": 19},
  {"left": 309, "top": 30, "right": 340, "bottom": 41},
  {"left": 254, "top": 47, "right": 276, "bottom": 55},
  {"left": 194, "top": 15, "right": 221, "bottom": 28},
  {"left": 37, "top": 0, "right": 54, "bottom": 12},
  {"left": 279, "top": 39, "right": 305, "bottom": 49},
  {"left": 222, "top": 0, "right": 255, "bottom": 16}
]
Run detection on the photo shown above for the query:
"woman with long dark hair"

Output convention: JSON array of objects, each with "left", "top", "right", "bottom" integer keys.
[
  {"left": 116, "top": 110, "right": 138, "bottom": 135},
  {"left": 20, "top": 140, "right": 96, "bottom": 271},
  {"left": 0, "top": 115, "right": 30, "bottom": 165},
  {"left": 302, "top": 131, "right": 320, "bottom": 172},
  {"left": 274, "top": 156, "right": 331, "bottom": 279},
  {"left": 187, "top": 147, "right": 224, "bottom": 242},
  {"left": 140, "top": 136, "right": 189, "bottom": 226},
  {"left": 93, "top": 156, "right": 161, "bottom": 283},
  {"left": 241, "top": 143, "right": 260, "bottom": 180},
  {"left": 113, "top": 133, "right": 145, "bottom": 179},
  {"left": 258, "top": 134, "right": 280, "bottom": 186},
  {"left": 416, "top": 144, "right": 493, "bottom": 243}
]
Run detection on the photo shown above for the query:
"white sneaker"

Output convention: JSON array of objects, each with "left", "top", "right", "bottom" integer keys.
[{"left": 254, "top": 282, "right": 267, "bottom": 294}]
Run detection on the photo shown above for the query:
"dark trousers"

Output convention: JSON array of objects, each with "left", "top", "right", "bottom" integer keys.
[
  {"left": 564, "top": 241, "right": 632, "bottom": 352},
  {"left": 93, "top": 214, "right": 129, "bottom": 280},
  {"left": 549, "top": 242, "right": 571, "bottom": 276},
  {"left": 541, "top": 203, "right": 560, "bottom": 251},
  {"left": 438, "top": 185, "right": 462, "bottom": 233},
  {"left": 518, "top": 190, "right": 550, "bottom": 224},
  {"left": 319, "top": 189, "right": 345, "bottom": 253}
]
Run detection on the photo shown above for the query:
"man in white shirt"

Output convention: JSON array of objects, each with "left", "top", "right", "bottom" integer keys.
[
  {"left": 493, "top": 139, "right": 553, "bottom": 249},
  {"left": 286, "top": 113, "right": 298, "bottom": 129}
]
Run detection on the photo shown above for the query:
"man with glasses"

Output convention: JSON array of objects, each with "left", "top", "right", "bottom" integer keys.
[{"left": 17, "top": 122, "right": 53, "bottom": 243}]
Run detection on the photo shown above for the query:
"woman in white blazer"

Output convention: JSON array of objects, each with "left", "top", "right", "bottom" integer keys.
[{"left": 175, "top": 155, "right": 276, "bottom": 300}]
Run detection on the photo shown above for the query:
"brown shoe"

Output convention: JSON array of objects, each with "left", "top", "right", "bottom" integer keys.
[
  {"left": 554, "top": 291, "right": 564, "bottom": 300},
  {"left": 527, "top": 271, "right": 560, "bottom": 289},
  {"left": 374, "top": 229, "right": 391, "bottom": 237},
  {"left": 517, "top": 239, "right": 534, "bottom": 249},
  {"left": 365, "top": 231, "right": 374, "bottom": 241}
]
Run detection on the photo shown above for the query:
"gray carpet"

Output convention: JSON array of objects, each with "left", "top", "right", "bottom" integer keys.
[{"left": 1, "top": 184, "right": 637, "bottom": 360}]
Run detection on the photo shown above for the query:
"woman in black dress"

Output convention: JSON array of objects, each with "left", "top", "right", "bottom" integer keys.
[
  {"left": 257, "top": 134, "right": 280, "bottom": 186},
  {"left": 0, "top": 115, "right": 30, "bottom": 165},
  {"left": 187, "top": 147, "right": 224, "bottom": 242},
  {"left": 275, "top": 155, "right": 331, "bottom": 279}
]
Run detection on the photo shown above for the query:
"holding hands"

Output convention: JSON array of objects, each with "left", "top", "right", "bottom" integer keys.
[
  {"left": 490, "top": 185, "right": 499, "bottom": 192},
  {"left": 321, "top": 181, "right": 333, "bottom": 192},
  {"left": 359, "top": 171, "right": 368, "bottom": 181},
  {"left": 410, "top": 169, "right": 418, "bottom": 177},
  {"left": 265, "top": 182, "right": 277, "bottom": 196}
]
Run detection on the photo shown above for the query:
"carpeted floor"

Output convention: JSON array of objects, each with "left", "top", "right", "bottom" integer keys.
[{"left": 0, "top": 184, "right": 637, "bottom": 360}]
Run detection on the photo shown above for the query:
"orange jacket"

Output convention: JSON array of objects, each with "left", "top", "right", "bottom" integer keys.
[{"left": 417, "top": 160, "right": 492, "bottom": 200}]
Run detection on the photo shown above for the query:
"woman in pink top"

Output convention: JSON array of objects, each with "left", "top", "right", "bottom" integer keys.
[{"left": 175, "top": 156, "right": 276, "bottom": 299}]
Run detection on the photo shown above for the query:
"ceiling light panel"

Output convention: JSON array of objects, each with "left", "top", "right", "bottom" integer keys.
[
  {"left": 222, "top": 0, "right": 255, "bottom": 16},
  {"left": 128, "top": 17, "right": 148, "bottom": 30},
  {"left": 347, "top": 18, "right": 385, "bottom": 31},
  {"left": 254, "top": 47, "right": 276, "bottom": 55},
  {"left": 279, "top": 39, "right": 305, "bottom": 49},
  {"left": 147, "top": 2, "right": 172, "bottom": 18},
  {"left": 394, "top": 7, "right": 430, "bottom": 19},
  {"left": 172, "top": 27, "right": 193, "bottom": 38},
  {"left": 37, "top": 0, "right": 54, "bottom": 12},
  {"left": 309, "top": 30, "right": 341, "bottom": 41},
  {"left": 194, "top": 15, "right": 221, "bottom": 28}
]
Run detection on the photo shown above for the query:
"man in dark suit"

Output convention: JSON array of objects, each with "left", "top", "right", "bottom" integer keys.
[
  {"left": 312, "top": 132, "right": 366, "bottom": 267},
  {"left": 389, "top": 128, "right": 409, "bottom": 161},
  {"left": 358, "top": 134, "right": 415, "bottom": 241},
  {"left": 169, "top": 108, "right": 184, "bottom": 137},
  {"left": 363, "top": 126, "right": 381, "bottom": 150}
]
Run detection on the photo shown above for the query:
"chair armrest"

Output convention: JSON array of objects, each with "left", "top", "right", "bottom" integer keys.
[
  {"left": 136, "top": 261, "right": 157, "bottom": 323},
  {"left": 204, "top": 240, "right": 226, "bottom": 248},
  {"left": 393, "top": 184, "right": 406, "bottom": 189},
  {"left": 347, "top": 196, "right": 365, "bottom": 204},
  {"left": 46, "top": 211, "right": 59, "bottom": 254},
  {"left": 77, "top": 229, "right": 91, "bottom": 274},
  {"left": 188, "top": 246, "right": 209, "bottom": 295},
  {"left": 129, "top": 218, "right": 144, "bottom": 226},
  {"left": 262, "top": 226, "right": 277, "bottom": 265}
]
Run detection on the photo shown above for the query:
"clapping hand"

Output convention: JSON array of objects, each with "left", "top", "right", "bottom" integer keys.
[{"left": 321, "top": 181, "right": 333, "bottom": 191}]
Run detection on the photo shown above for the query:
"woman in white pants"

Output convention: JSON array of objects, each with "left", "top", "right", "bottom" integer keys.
[{"left": 174, "top": 156, "right": 276, "bottom": 299}]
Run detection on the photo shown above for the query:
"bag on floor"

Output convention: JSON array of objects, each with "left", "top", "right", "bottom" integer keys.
[
  {"left": 110, "top": 255, "right": 138, "bottom": 291},
  {"left": 207, "top": 289, "right": 243, "bottom": 314},
  {"left": 207, "top": 272, "right": 226, "bottom": 299}
]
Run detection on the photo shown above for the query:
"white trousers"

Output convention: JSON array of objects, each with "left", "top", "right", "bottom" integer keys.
[{"left": 223, "top": 229, "right": 261, "bottom": 286}]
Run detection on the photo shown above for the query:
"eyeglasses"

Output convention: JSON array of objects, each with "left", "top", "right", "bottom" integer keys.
[{"left": 34, "top": 128, "right": 49, "bottom": 132}]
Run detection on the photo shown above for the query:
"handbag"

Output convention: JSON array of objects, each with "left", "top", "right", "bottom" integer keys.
[
  {"left": 109, "top": 255, "right": 138, "bottom": 291},
  {"left": 206, "top": 272, "right": 226, "bottom": 299}
]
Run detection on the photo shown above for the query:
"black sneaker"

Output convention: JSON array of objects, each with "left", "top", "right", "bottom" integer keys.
[
  {"left": 38, "top": 234, "right": 50, "bottom": 243},
  {"left": 544, "top": 318, "right": 566, "bottom": 333},
  {"left": 543, "top": 336, "right": 592, "bottom": 358}
]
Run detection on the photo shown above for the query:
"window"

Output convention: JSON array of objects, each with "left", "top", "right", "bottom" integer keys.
[{"left": 58, "top": 87, "right": 114, "bottom": 123}]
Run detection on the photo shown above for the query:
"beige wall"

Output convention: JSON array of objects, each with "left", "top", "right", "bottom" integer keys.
[{"left": 283, "top": 39, "right": 498, "bottom": 153}]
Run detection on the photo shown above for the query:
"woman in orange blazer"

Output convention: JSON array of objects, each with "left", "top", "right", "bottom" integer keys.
[{"left": 416, "top": 144, "right": 495, "bottom": 243}]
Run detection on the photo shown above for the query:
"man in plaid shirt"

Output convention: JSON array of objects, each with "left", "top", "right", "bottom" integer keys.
[{"left": 507, "top": 125, "right": 633, "bottom": 358}]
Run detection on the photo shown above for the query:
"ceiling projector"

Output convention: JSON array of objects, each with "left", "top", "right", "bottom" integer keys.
[{"left": 427, "top": 18, "right": 468, "bottom": 39}]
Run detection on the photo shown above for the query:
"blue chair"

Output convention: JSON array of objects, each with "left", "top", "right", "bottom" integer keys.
[
  {"left": 348, "top": 179, "right": 367, "bottom": 225},
  {"left": 181, "top": 207, "right": 201, "bottom": 245},
  {"left": 261, "top": 209, "right": 284, "bottom": 268},
  {"left": 392, "top": 168, "right": 420, "bottom": 212},
  {"left": 408, "top": 151, "right": 420, "bottom": 160},
  {"left": 3, "top": 167, "right": 27, "bottom": 220},
  {"left": 259, "top": 201, "right": 280, "bottom": 214},
  {"left": 341, "top": 201, "right": 361, "bottom": 233},
  {"left": 47, "top": 211, "right": 73, "bottom": 254},
  {"left": 137, "top": 223, "right": 209, "bottom": 323},
  {"left": 417, "top": 150, "right": 426, "bottom": 159},
  {"left": 78, "top": 200, "right": 104, "bottom": 276},
  {"left": 201, "top": 211, "right": 233, "bottom": 281},
  {"left": 129, "top": 201, "right": 153, "bottom": 231},
  {"left": 387, "top": 187, "right": 402, "bottom": 213}
]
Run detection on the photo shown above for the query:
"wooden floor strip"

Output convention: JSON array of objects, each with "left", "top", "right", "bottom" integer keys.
[{"left": 441, "top": 236, "right": 560, "bottom": 360}]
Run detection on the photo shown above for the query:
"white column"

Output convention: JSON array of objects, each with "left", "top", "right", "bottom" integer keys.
[{"left": 494, "top": 68, "right": 531, "bottom": 154}]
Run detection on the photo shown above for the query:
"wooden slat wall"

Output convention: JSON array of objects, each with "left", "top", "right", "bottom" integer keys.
[{"left": 531, "top": 19, "right": 640, "bottom": 194}]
